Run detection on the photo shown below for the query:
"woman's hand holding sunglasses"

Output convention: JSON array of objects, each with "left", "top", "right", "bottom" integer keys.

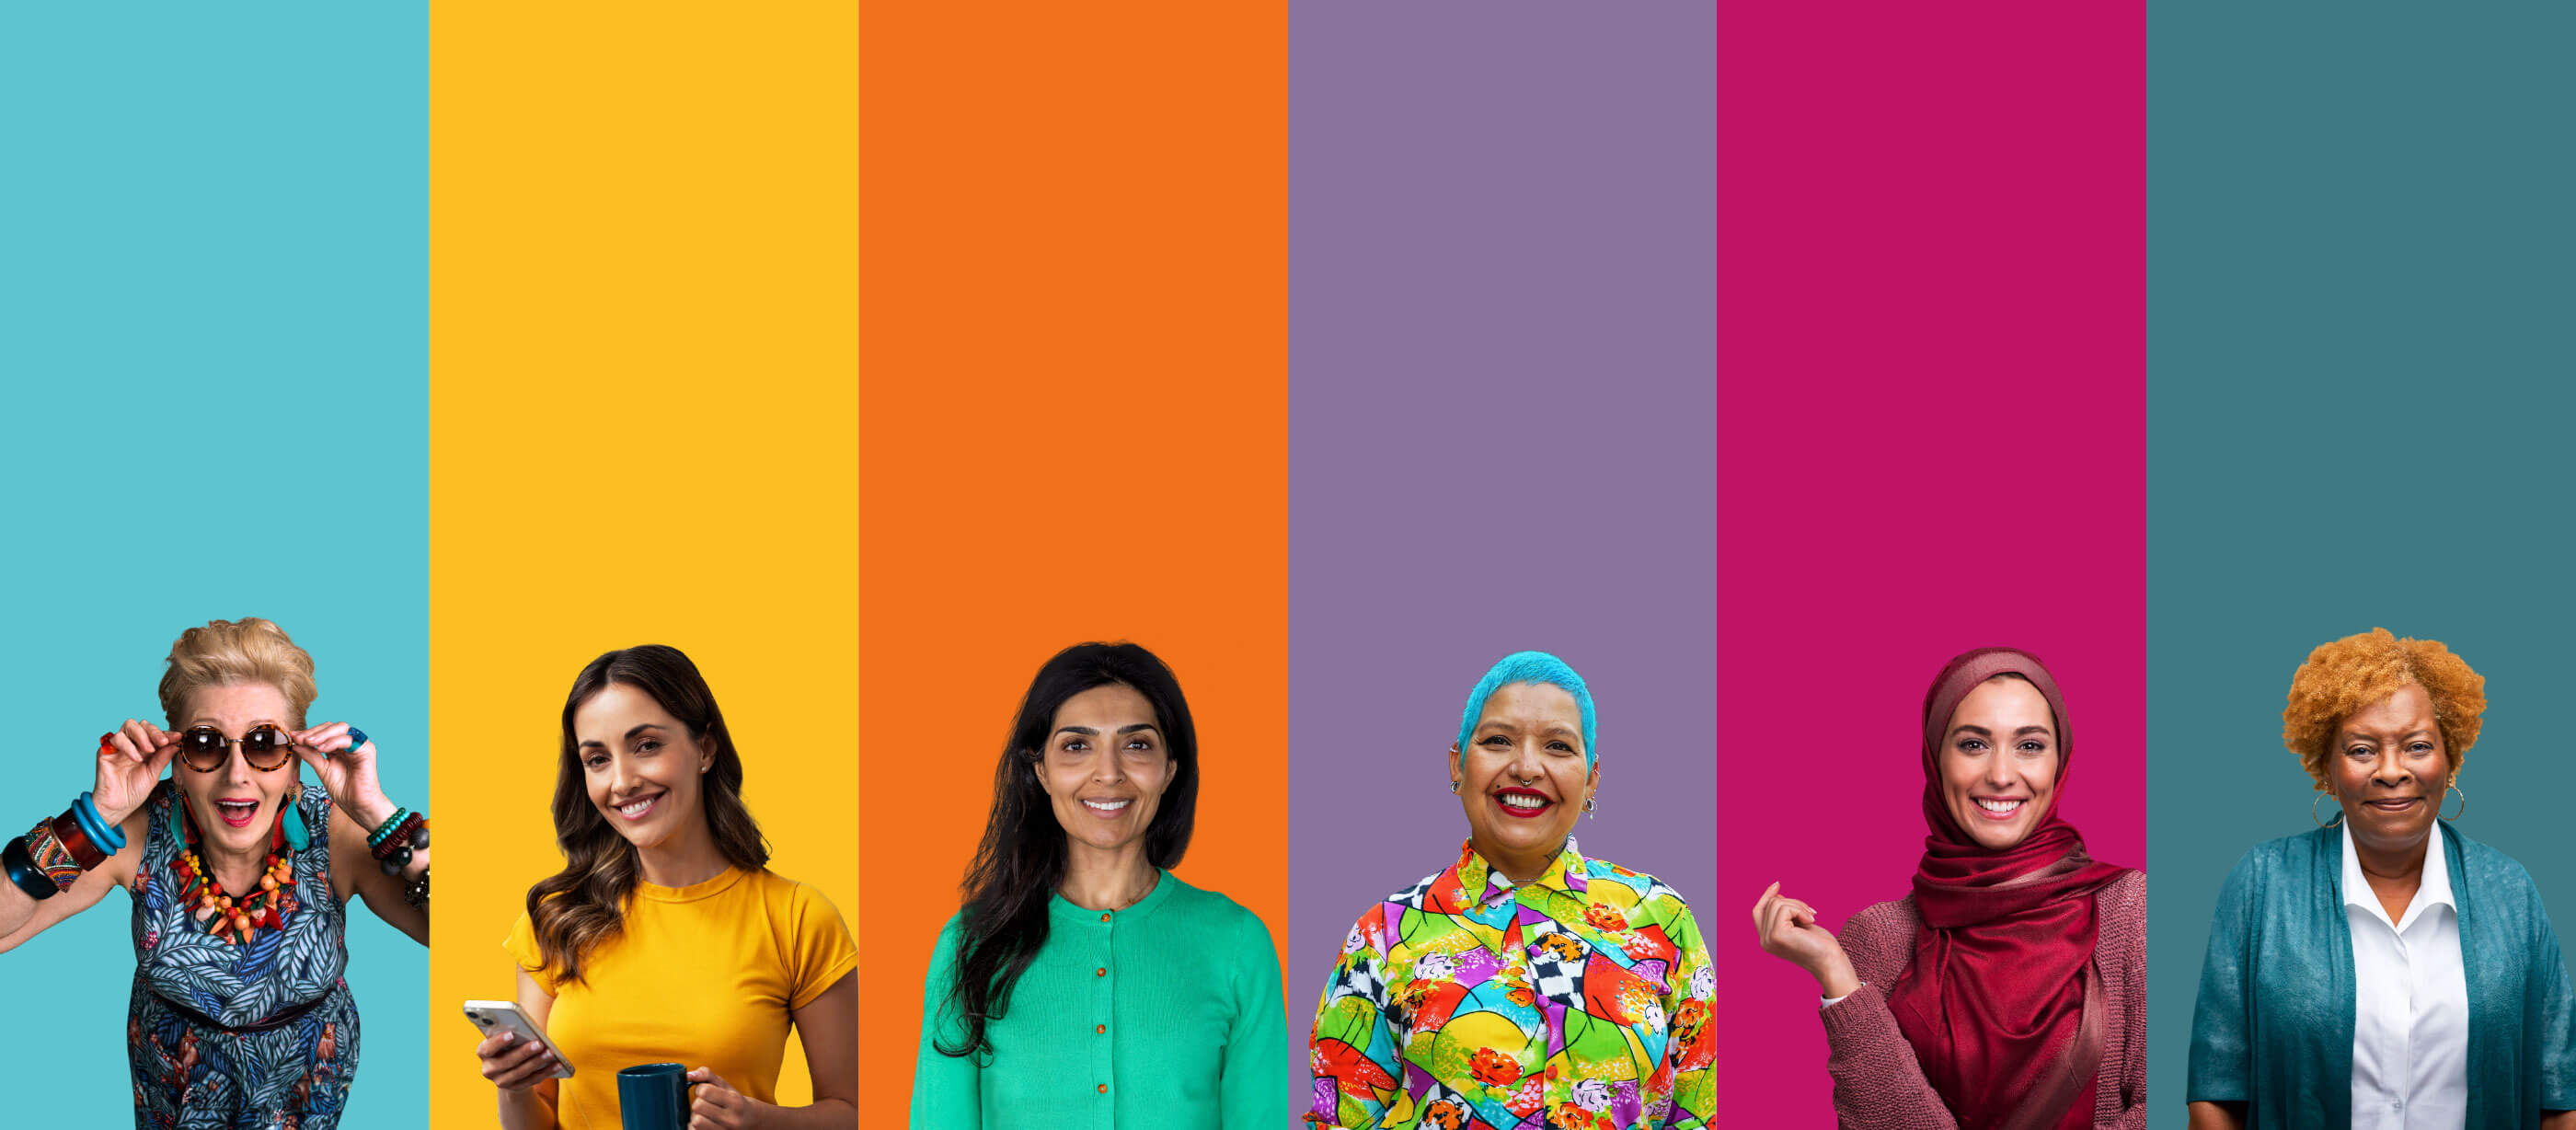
[
  {"left": 292, "top": 721, "right": 397, "bottom": 831},
  {"left": 96, "top": 720, "right": 180, "bottom": 826}
]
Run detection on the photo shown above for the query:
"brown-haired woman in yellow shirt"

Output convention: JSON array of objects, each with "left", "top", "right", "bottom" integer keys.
[{"left": 471, "top": 646, "right": 858, "bottom": 1128}]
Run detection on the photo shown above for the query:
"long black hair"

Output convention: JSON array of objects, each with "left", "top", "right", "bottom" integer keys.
[{"left": 935, "top": 641, "right": 1199, "bottom": 1059}]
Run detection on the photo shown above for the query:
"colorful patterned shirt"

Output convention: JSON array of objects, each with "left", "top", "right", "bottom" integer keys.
[{"left": 1309, "top": 838, "right": 1714, "bottom": 1130}]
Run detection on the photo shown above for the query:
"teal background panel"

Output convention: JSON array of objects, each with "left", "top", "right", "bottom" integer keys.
[
  {"left": 2147, "top": 6, "right": 2576, "bottom": 1126},
  {"left": 0, "top": 4, "right": 427, "bottom": 1125}
]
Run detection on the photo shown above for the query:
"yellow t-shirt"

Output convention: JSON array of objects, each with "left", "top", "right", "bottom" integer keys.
[{"left": 502, "top": 867, "right": 856, "bottom": 1129}]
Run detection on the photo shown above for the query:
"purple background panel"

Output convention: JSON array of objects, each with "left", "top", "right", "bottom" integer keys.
[{"left": 1286, "top": 2, "right": 1717, "bottom": 1114}]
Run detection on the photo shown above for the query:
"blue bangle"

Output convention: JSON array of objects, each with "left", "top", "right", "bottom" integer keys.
[
  {"left": 68, "top": 795, "right": 107, "bottom": 847},
  {"left": 3, "top": 838, "right": 57, "bottom": 902},
  {"left": 74, "top": 793, "right": 123, "bottom": 853}
]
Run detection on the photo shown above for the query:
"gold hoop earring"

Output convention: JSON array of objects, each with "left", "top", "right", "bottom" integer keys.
[
  {"left": 2442, "top": 779, "right": 2465, "bottom": 821},
  {"left": 2311, "top": 790, "right": 2342, "bottom": 828}
]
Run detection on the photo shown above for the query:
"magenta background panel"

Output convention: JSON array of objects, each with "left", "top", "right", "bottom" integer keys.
[{"left": 1713, "top": 1, "right": 2145, "bottom": 1123}]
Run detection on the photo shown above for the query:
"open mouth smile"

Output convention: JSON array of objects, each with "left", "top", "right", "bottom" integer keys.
[
  {"left": 1972, "top": 796, "right": 2028, "bottom": 821},
  {"left": 613, "top": 792, "right": 664, "bottom": 822},
  {"left": 1080, "top": 797, "right": 1133, "bottom": 819},
  {"left": 214, "top": 798, "right": 261, "bottom": 828},
  {"left": 1492, "top": 788, "right": 1554, "bottom": 819}
]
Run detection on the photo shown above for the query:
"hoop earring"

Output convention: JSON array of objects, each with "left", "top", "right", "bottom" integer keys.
[
  {"left": 2311, "top": 790, "right": 2342, "bottom": 828},
  {"left": 2442, "top": 779, "right": 2466, "bottom": 821}
]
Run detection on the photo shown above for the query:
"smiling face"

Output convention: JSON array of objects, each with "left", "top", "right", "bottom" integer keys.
[
  {"left": 573, "top": 682, "right": 714, "bottom": 855},
  {"left": 2328, "top": 682, "right": 2447, "bottom": 854},
  {"left": 1035, "top": 683, "right": 1174, "bottom": 857},
  {"left": 1452, "top": 681, "right": 1595, "bottom": 875},
  {"left": 1936, "top": 675, "right": 2062, "bottom": 850},
  {"left": 174, "top": 682, "right": 303, "bottom": 858}
]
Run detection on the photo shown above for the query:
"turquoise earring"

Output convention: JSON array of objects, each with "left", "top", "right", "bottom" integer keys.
[
  {"left": 167, "top": 793, "right": 186, "bottom": 844},
  {"left": 280, "top": 766, "right": 308, "bottom": 852}
]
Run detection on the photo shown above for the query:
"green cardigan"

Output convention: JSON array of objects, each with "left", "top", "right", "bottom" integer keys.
[
  {"left": 911, "top": 871, "right": 1287, "bottom": 1128},
  {"left": 2186, "top": 823, "right": 2576, "bottom": 1128}
]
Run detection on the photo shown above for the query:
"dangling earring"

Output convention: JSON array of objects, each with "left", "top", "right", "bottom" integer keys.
[
  {"left": 1583, "top": 795, "right": 1597, "bottom": 819},
  {"left": 167, "top": 792, "right": 187, "bottom": 844},
  {"left": 279, "top": 800, "right": 309, "bottom": 853},
  {"left": 2310, "top": 790, "right": 2342, "bottom": 828},
  {"left": 2442, "top": 777, "right": 2466, "bottom": 821},
  {"left": 280, "top": 763, "right": 308, "bottom": 851}
]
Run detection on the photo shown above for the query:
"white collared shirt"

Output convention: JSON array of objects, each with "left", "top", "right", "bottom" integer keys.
[{"left": 2343, "top": 822, "right": 2470, "bottom": 1129}]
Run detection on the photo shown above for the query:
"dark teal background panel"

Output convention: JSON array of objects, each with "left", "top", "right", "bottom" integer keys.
[{"left": 2147, "top": 7, "right": 2576, "bottom": 1126}]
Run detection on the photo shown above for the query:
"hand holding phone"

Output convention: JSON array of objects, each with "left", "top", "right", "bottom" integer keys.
[{"left": 464, "top": 999, "right": 573, "bottom": 1085}]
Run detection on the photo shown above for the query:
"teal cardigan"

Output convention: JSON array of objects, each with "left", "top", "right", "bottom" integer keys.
[
  {"left": 911, "top": 871, "right": 1287, "bottom": 1128},
  {"left": 2186, "top": 824, "right": 2576, "bottom": 1128}
]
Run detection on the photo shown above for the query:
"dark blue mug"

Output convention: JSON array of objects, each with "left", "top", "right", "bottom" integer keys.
[{"left": 615, "top": 1062, "right": 701, "bottom": 1130}]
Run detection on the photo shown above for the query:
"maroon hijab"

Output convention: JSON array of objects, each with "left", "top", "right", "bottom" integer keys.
[{"left": 1886, "top": 648, "right": 2128, "bottom": 1130}]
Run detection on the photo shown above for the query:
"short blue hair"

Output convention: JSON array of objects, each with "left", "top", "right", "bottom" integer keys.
[{"left": 1455, "top": 651, "right": 1597, "bottom": 768}]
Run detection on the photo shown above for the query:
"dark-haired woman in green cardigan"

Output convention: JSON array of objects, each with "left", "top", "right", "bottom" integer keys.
[{"left": 912, "top": 642, "right": 1285, "bottom": 1127}]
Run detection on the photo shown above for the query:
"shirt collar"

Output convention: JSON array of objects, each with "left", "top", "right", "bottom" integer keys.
[
  {"left": 1447, "top": 836, "right": 1589, "bottom": 908},
  {"left": 2340, "top": 820, "right": 2455, "bottom": 930}
]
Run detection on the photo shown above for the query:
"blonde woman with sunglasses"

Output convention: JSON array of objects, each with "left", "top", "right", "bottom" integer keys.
[{"left": 0, "top": 618, "right": 428, "bottom": 1129}]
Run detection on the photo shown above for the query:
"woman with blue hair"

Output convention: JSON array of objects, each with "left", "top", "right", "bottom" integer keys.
[{"left": 1307, "top": 651, "right": 1715, "bottom": 1129}]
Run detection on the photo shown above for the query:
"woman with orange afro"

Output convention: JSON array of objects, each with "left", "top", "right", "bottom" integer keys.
[{"left": 2186, "top": 629, "right": 2576, "bottom": 1130}]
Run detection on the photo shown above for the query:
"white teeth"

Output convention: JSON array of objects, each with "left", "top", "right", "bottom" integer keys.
[
  {"left": 1499, "top": 794, "right": 1547, "bottom": 810},
  {"left": 1977, "top": 798, "right": 2024, "bottom": 813},
  {"left": 217, "top": 801, "right": 257, "bottom": 812},
  {"left": 1083, "top": 799, "right": 1132, "bottom": 812},
  {"left": 616, "top": 796, "right": 660, "bottom": 817}
]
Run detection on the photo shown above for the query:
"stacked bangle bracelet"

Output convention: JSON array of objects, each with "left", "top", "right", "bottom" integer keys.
[
  {"left": 367, "top": 806, "right": 429, "bottom": 877},
  {"left": 6, "top": 794, "right": 132, "bottom": 901}
]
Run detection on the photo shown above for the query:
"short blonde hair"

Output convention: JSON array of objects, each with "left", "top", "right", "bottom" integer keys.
[
  {"left": 157, "top": 618, "right": 318, "bottom": 730},
  {"left": 2283, "top": 628, "right": 2484, "bottom": 789}
]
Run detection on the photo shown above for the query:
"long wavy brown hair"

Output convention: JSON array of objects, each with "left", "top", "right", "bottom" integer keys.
[{"left": 524, "top": 645, "right": 770, "bottom": 986}]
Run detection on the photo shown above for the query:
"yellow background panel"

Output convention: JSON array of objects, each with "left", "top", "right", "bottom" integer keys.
[{"left": 427, "top": 3, "right": 857, "bottom": 1125}]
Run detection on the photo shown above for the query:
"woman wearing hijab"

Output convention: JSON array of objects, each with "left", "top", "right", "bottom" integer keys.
[
  {"left": 1309, "top": 651, "right": 1716, "bottom": 1130},
  {"left": 1752, "top": 647, "right": 2145, "bottom": 1129},
  {"left": 2185, "top": 628, "right": 2576, "bottom": 1130}
]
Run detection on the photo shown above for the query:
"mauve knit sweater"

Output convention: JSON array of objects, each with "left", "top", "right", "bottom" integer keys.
[{"left": 1819, "top": 869, "right": 2147, "bottom": 1130}]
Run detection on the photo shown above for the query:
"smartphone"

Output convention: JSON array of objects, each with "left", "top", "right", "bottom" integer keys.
[{"left": 462, "top": 1000, "right": 574, "bottom": 1079}]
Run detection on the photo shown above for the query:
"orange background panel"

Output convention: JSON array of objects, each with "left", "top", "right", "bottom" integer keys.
[
  {"left": 429, "top": 2, "right": 857, "bottom": 1126},
  {"left": 856, "top": 1, "right": 1289, "bottom": 1121}
]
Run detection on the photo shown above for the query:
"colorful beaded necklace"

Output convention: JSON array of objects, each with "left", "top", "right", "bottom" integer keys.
[{"left": 170, "top": 802, "right": 297, "bottom": 946}]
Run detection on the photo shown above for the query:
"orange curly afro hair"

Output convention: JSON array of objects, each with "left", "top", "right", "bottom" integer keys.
[{"left": 2283, "top": 628, "right": 2485, "bottom": 790}]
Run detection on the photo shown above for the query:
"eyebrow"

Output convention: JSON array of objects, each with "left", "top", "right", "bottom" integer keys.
[
  {"left": 577, "top": 723, "right": 667, "bottom": 750},
  {"left": 2341, "top": 728, "right": 2435, "bottom": 742},
  {"left": 1949, "top": 723, "right": 2053, "bottom": 738},
  {"left": 1056, "top": 724, "right": 1161, "bottom": 737}
]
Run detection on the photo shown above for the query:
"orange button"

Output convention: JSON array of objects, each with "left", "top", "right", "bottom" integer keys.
[
  {"left": 1100, "top": 913, "right": 1111, "bottom": 923},
  {"left": 1097, "top": 1084, "right": 1109, "bottom": 1095},
  {"left": 1096, "top": 1024, "right": 1107, "bottom": 1034},
  {"left": 1095, "top": 967, "right": 1107, "bottom": 976}
]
